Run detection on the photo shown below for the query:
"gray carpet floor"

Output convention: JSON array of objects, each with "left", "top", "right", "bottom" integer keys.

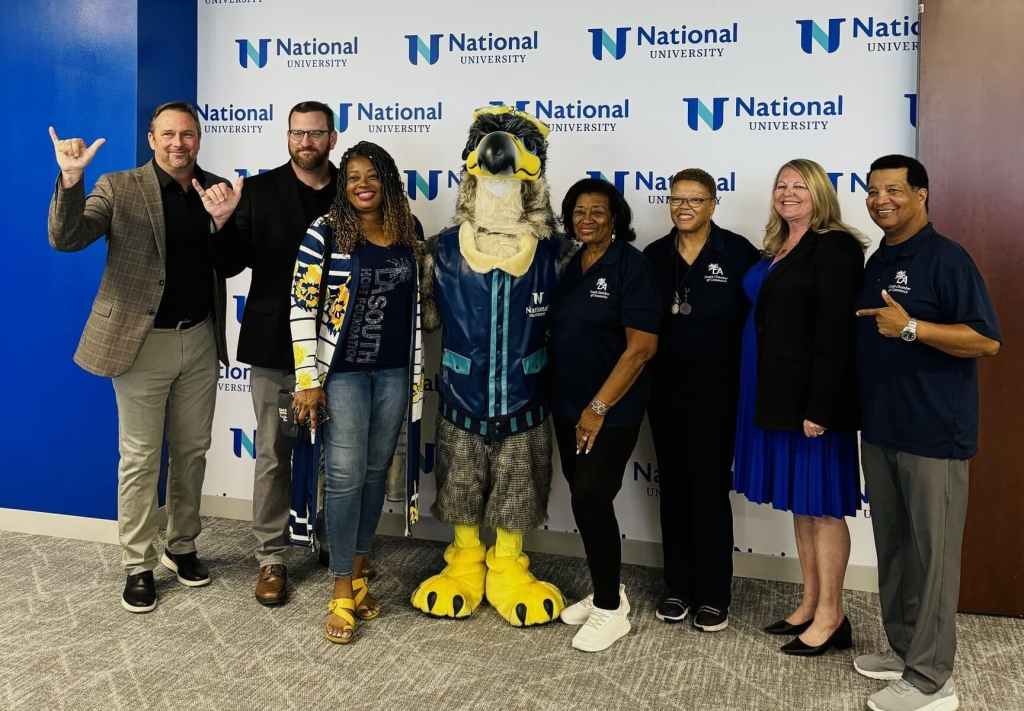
[{"left": 1, "top": 517, "right": 1022, "bottom": 711}]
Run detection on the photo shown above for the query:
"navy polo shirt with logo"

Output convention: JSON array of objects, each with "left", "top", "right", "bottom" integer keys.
[
  {"left": 643, "top": 223, "right": 760, "bottom": 400},
  {"left": 549, "top": 239, "right": 660, "bottom": 427},
  {"left": 855, "top": 223, "right": 1001, "bottom": 460}
]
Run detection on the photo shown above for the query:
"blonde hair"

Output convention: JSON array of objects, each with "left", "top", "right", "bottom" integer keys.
[{"left": 763, "top": 158, "right": 865, "bottom": 255}]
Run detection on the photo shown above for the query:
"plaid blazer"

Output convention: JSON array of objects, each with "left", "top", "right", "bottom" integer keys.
[{"left": 48, "top": 161, "right": 239, "bottom": 377}]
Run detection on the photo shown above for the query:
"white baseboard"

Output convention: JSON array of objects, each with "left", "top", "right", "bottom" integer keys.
[
  {"left": 0, "top": 499, "right": 878, "bottom": 593},
  {"left": 372, "top": 512, "right": 879, "bottom": 593},
  {"left": 0, "top": 507, "right": 119, "bottom": 544}
]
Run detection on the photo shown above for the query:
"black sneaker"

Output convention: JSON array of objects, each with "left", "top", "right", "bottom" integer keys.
[
  {"left": 161, "top": 550, "right": 211, "bottom": 587},
  {"left": 692, "top": 605, "right": 729, "bottom": 632},
  {"left": 122, "top": 571, "right": 157, "bottom": 613},
  {"left": 655, "top": 595, "right": 691, "bottom": 623}
]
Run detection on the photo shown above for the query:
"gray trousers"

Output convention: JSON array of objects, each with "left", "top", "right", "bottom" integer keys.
[
  {"left": 861, "top": 441, "right": 970, "bottom": 694},
  {"left": 250, "top": 367, "right": 294, "bottom": 566},
  {"left": 111, "top": 320, "right": 218, "bottom": 575}
]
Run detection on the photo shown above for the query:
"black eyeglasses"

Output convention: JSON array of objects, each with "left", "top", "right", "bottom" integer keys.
[
  {"left": 287, "top": 129, "right": 331, "bottom": 140},
  {"left": 667, "top": 196, "right": 713, "bottom": 208}
]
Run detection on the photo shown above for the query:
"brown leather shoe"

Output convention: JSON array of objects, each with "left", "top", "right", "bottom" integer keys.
[{"left": 255, "top": 564, "right": 288, "bottom": 606}]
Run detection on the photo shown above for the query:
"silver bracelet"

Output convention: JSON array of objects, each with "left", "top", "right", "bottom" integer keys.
[{"left": 589, "top": 398, "right": 610, "bottom": 416}]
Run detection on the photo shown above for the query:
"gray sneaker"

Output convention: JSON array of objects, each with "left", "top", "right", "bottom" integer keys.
[
  {"left": 854, "top": 650, "right": 905, "bottom": 680},
  {"left": 867, "top": 678, "right": 959, "bottom": 711}
]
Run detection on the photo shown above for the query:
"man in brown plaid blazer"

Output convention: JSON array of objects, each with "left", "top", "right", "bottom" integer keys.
[{"left": 47, "top": 102, "right": 244, "bottom": 613}]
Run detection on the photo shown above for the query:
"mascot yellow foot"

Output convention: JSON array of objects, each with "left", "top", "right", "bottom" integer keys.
[
  {"left": 410, "top": 524, "right": 485, "bottom": 618},
  {"left": 485, "top": 529, "right": 564, "bottom": 626}
]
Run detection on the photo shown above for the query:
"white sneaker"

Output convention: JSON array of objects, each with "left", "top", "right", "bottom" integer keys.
[
  {"left": 867, "top": 678, "right": 959, "bottom": 711},
  {"left": 855, "top": 650, "right": 905, "bottom": 681},
  {"left": 560, "top": 584, "right": 630, "bottom": 626},
  {"left": 571, "top": 600, "right": 631, "bottom": 652}
]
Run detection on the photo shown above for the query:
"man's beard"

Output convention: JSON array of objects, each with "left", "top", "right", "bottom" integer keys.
[{"left": 291, "top": 146, "right": 328, "bottom": 171}]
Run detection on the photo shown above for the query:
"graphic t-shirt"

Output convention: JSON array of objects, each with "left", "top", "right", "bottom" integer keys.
[{"left": 335, "top": 241, "right": 415, "bottom": 371}]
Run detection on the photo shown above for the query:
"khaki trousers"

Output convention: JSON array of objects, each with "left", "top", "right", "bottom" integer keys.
[
  {"left": 249, "top": 366, "right": 294, "bottom": 566},
  {"left": 112, "top": 319, "right": 218, "bottom": 575}
]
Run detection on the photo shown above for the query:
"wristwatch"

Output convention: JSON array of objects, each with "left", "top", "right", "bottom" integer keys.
[
  {"left": 900, "top": 318, "right": 918, "bottom": 342},
  {"left": 589, "top": 398, "right": 610, "bottom": 416}
]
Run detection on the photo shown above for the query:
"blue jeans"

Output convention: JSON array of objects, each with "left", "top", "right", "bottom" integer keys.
[{"left": 324, "top": 367, "right": 409, "bottom": 577}]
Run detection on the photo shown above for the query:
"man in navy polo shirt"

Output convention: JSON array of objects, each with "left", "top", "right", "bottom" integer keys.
[{"left": 854, "top": 155, "right": 1000, "bottom": 711}]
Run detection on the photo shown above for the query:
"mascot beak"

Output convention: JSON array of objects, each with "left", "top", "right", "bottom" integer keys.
[{"left": 466, "top": 131, "right": 543, "bottom": 181}]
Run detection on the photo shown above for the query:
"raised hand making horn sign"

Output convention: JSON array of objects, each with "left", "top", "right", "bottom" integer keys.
[{"left": 48, "top": 125, "right": 105, "bottom": 188}]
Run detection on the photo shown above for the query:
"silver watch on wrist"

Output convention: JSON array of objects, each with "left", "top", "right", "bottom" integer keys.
[
  {"left": 900, "top": 318, "right": 918, "bottom": 342},
  {"left": 589, "top": 398, "right": 610, "bottom": 416}
]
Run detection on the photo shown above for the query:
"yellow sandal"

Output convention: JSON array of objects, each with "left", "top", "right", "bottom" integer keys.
[
  {"left": 352, "top": 577, "right": 381, "bottom": 621},
  {"left": 324, "top": 597, "right": 357, "bottom": 644}
]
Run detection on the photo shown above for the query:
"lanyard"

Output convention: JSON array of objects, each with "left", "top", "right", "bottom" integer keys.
[{"left": 672, "top": 232, "right": 707, "bottom": 316}]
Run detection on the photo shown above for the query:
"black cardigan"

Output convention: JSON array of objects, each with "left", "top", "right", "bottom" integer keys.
[{"left": 754, "top": 229, "right": 864, "bottom": 432}]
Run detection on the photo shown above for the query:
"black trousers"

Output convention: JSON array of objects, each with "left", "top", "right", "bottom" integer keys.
[
  {"left": 554, "top": 418, "right": 641, "bottom": 610},
  {"left": 648, "top": 393, "right": 736, "bottom": 610}
]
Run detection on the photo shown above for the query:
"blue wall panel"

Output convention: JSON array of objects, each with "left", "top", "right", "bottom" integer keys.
[{"left": 0, "top": 1, "right": 195, "bottom": 520}]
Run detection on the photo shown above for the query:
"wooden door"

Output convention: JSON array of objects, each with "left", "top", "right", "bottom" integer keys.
[{"left": 918, "top": 0, "right": 1024, "bottom": 616}]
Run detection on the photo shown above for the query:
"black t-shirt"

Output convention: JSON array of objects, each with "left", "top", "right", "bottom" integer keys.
[
  {"left": 643, "top": 223, "right": 760, "bottom": 400},
  {"left": 549, "top": 239, "right": 660, "bottom": 426},
  {"left": 296, "top": 172, "right": 336, "bottom": 227},
  {"left": 153, "top": 162, "right": 215, "bottom": 327},
  {"left": 335, "top": 242, "right": 415, "bottom": 372},
  {"left": 855, "top": 223, "right": 1001, "bottom": 459}
]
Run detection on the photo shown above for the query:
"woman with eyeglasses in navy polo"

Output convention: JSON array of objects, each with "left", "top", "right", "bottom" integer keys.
[
  {"left": 643, "top": 168, "right": 760, "bottom": 634},
  {"left": 548, "top": 178, "right": 659, "bottom": 653}
]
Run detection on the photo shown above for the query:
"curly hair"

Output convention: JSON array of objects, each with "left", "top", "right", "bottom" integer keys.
[{"left": 326, "top": 141, "right": 419, "bottom": 255}]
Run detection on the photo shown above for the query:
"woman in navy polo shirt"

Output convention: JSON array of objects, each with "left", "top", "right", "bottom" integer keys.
[
  {"left": 549, "top": 178, "right": 659, "bottom": 653},
  {"left": 644, "top": 168, "right": 760, "bottom": 633},
  {"left": 733, "top": 159, "right": 865, "bottom": 656}
]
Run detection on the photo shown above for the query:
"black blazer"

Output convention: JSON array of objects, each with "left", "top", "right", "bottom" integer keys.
[
  {"left": 754, "top": 229, "right": 864, "bottom": 432},
  {"left": 233, "top": 161, "right": 335, "bottom": 370}
]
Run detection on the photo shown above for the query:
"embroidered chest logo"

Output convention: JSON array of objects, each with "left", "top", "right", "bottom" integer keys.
[
  {"left": 705, "top": 262, "right": 728, "bottom": 283},
  {"left": 889, "top": 269, "right": 911, "bottom": 295},
  {"left": 527, "top": 290, "right": 548, "bottom": 318},
  {"left": 590, "top": 277, "right": 610, "bottom": 300}
]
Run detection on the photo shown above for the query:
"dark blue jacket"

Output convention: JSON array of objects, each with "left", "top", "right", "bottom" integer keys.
[{"left": 434, "top": 225, "right": 561, "bottom": 439}]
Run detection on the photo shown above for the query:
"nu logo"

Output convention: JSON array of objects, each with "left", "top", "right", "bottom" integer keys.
[
  {"left": 235, "top": 38, "right": 270, "bottom": 68},
  {"left": 905, "top": 93, "right": 917, "bottom": 128},
  {"left": 406, "top": 34, "right": 442, "bottom": 65},
  {"left": 682, "top": 97, "right": 728, "bottom": 131},
  {"left": 795, "top": 19, "right": 846, "bottom": 54},
  {"left": 336, "top": 102, "right": 353, "bottom": 132},
  {"left": 489, "top": 99, "right": 531, "bottom": 112},
  {"left": 234, "top": 168, "right": 270, "bottom": 178},
  {"left": 586, "top": 171, "right": 628, "bottom": 195},
  {"left": 232, "top": 295, "right": 246, "bottom": 324},
  {"left": 404, "top": 170, "right": 441, "bottom": 200},
  {"left": 231, "top": 428, "right": 256, "bottom": 458},
  {"left": 588, "top": 27, "right": 630, "bottom": 61},
  {"left": 532, "top": 292, "right": 544, "bottom": 305}
]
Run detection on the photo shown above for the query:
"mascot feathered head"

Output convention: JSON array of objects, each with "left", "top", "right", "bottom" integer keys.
[{"left": 454, "top": 105, "right": 556, "bottom": 239}]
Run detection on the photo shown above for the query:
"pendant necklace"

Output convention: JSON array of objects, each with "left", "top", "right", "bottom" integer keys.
[{"left": 672, "top": 233, "right": 693, "bottom": 317}]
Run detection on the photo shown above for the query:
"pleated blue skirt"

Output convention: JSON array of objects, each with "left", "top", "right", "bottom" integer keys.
[{"left": 733, "top": 260, "right": 861, "bottom": 518}]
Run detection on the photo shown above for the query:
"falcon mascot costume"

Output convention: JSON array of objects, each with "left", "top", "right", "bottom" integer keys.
[{"left": 411, "top": 106, "right": 566, "bottom": 626}]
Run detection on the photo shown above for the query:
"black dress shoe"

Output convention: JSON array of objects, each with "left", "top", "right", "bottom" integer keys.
[
  {"left": 780, "top": 617, "right": 853, "bottom": 656},
  {"left": 764, "top": 617, "right": 814, "bottom": 635},
  {"left": 122, "top": 571, "right": 157, "bottom": 613},
  {"left": 161, "top": 550, "right": 211, "bottom": 587}
]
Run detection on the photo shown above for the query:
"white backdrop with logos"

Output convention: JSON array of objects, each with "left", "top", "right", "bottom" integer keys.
[{"left": 197, "top": 0, "right": 920, "bottom": 568}]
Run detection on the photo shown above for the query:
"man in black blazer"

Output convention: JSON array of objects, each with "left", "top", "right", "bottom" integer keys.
[{"left": 199, "top": 101, "right": 338, "bottom": 605}]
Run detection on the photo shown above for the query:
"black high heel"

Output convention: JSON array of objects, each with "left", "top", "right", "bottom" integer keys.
[
  {"left": 763, "top": 618, "right": 813, "bottom": 636},
  {"left": 780, "top": 617, "right": 853, "bottom": 656}
]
